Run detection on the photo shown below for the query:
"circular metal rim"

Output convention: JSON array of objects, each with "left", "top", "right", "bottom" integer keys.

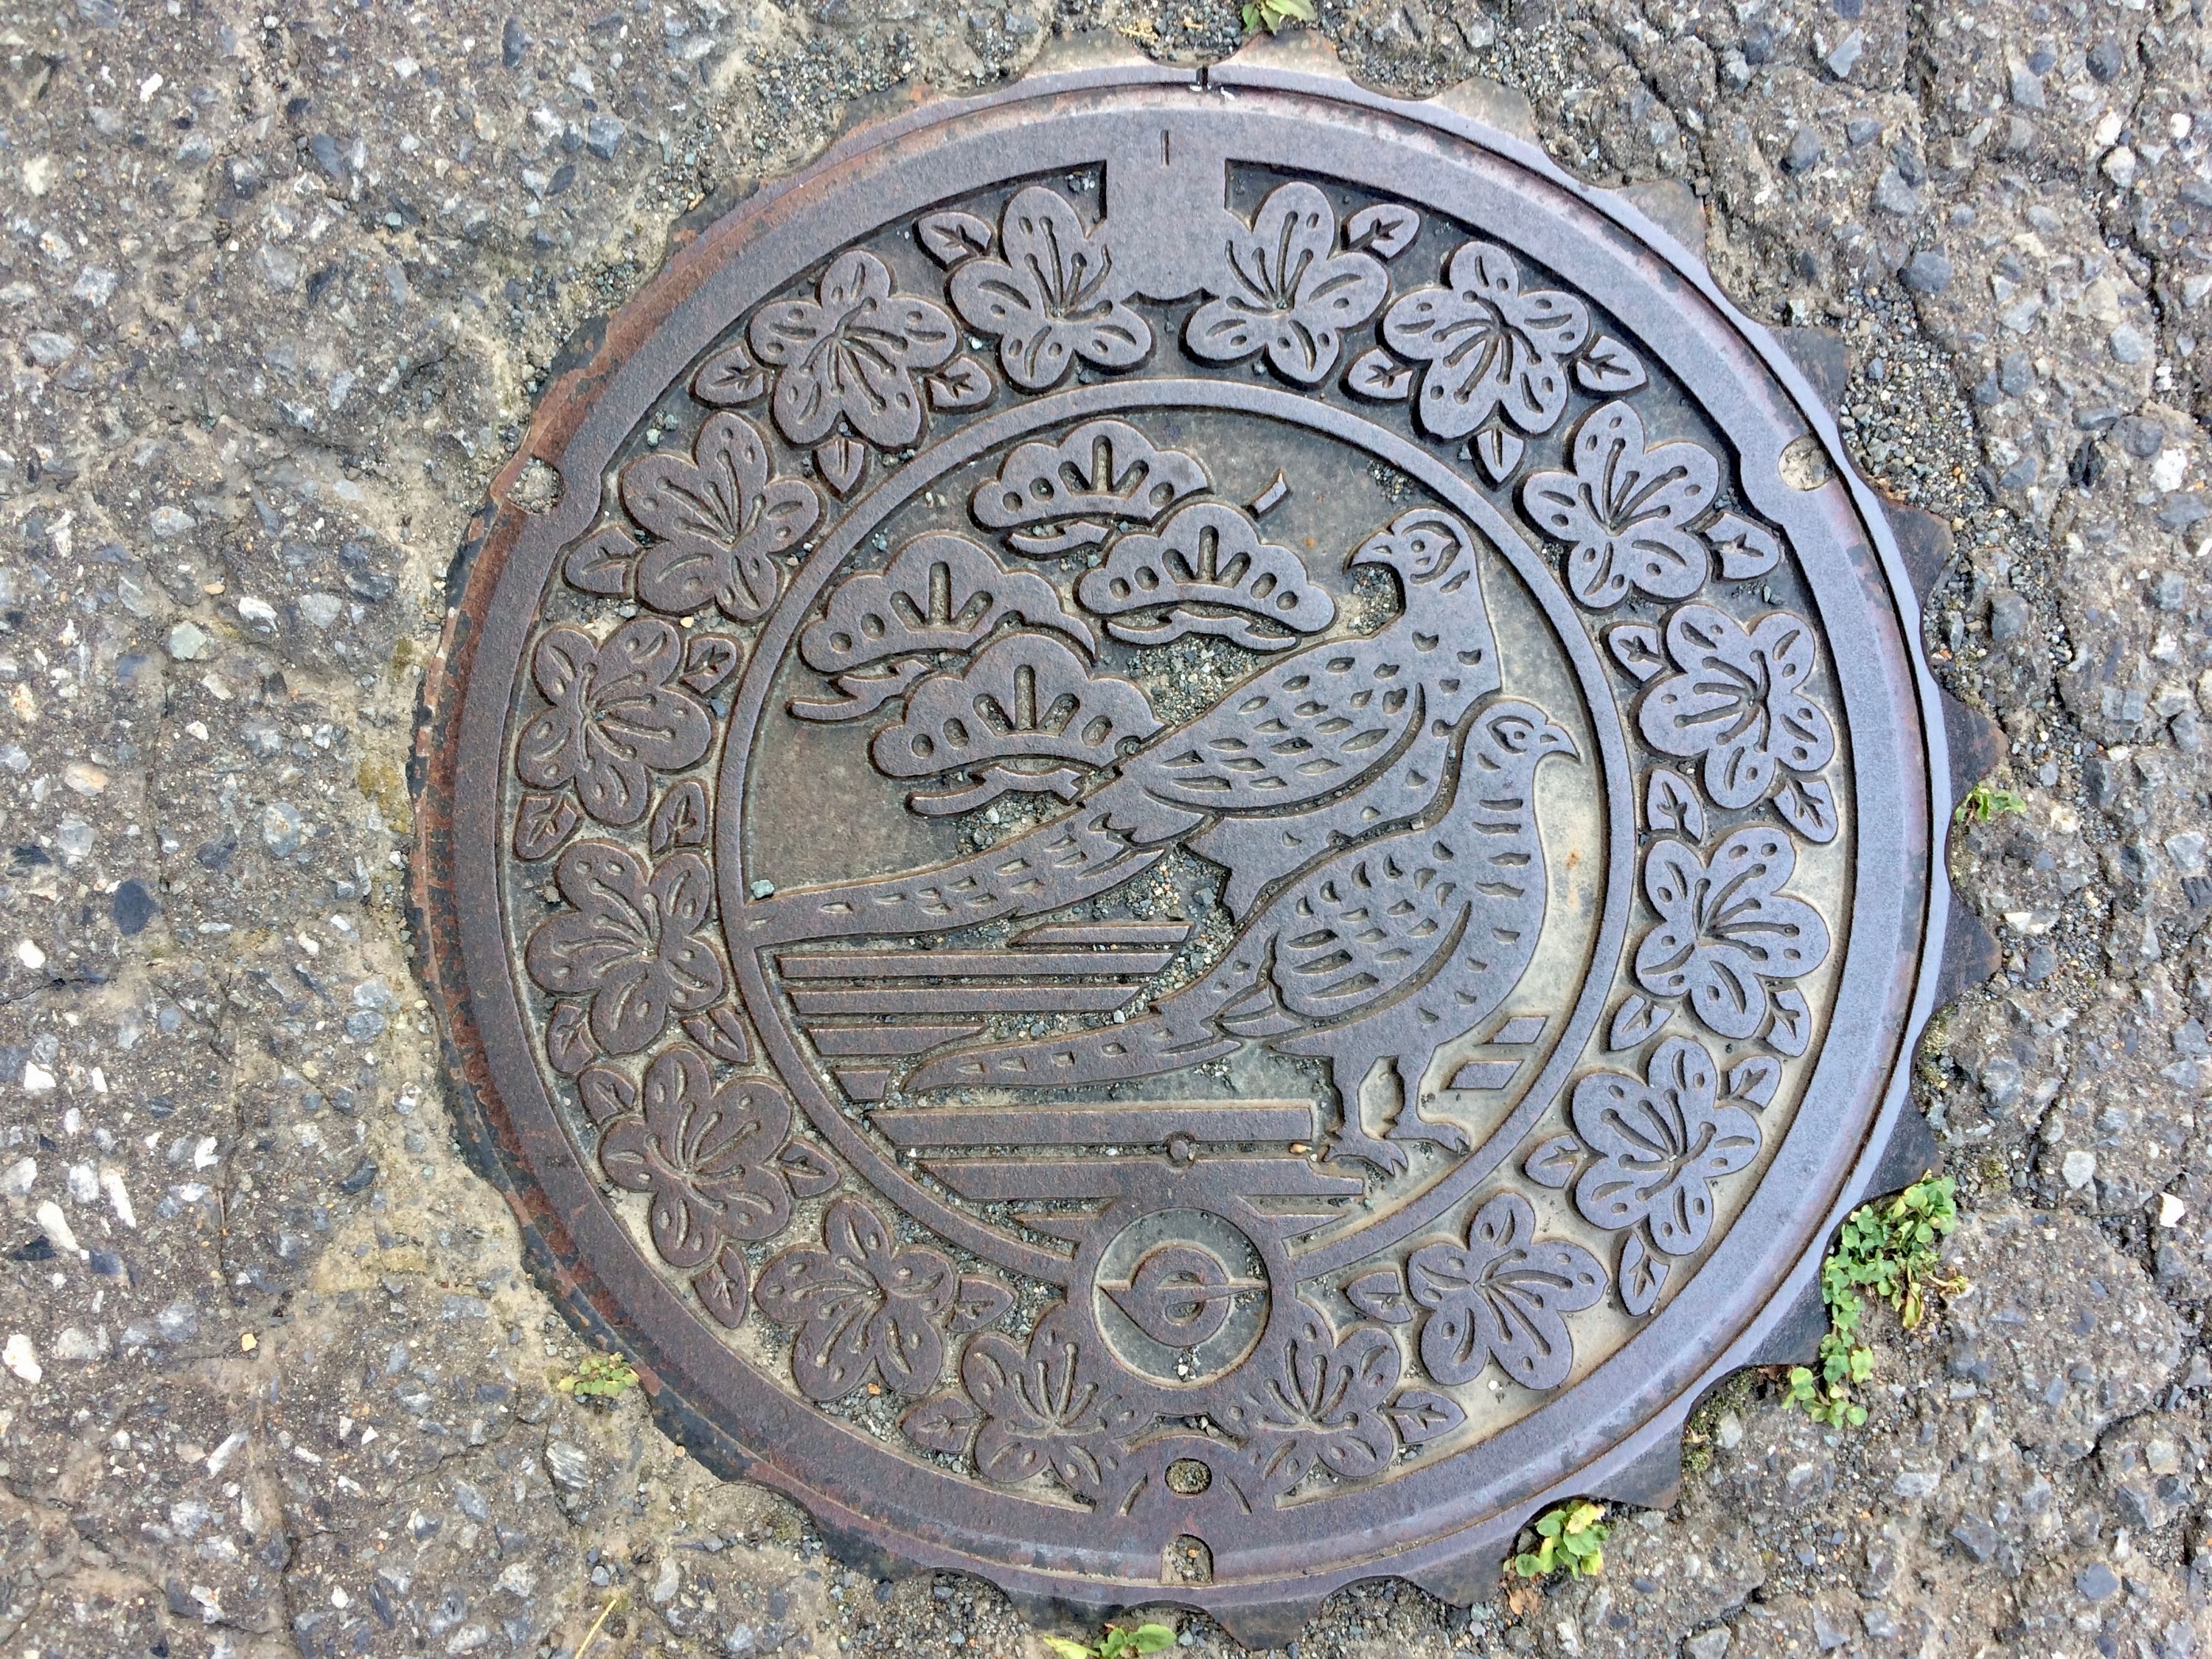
[{"left": 411, "top": 49, "right": 1955, "bottom": 1641}]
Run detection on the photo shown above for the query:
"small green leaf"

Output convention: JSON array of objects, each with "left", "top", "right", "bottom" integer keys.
[
  {"left": 1043, "top": 1638, "right": 1096, "bottom": 1659},
  {"left": 1240, "top": 0, "right": 1314, "bottom": 31},
  {"left": 1956, "top": 781, "right": 2028, "bottom": 822},
  {"left": 1789, "top": 1175, "right": 1965, "bottom": 1430}
]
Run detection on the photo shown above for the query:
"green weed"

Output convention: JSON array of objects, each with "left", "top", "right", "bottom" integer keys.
[
  {"left": 1043, "top": 1621, "right": 1178, "bottom": 1658},
  {"left": 1241, "top": 0, "right": 1315, "bottom": 33},
  {"left": 1510, "top": 1500, "right": 1608, "bottom": 1580},
  {"left": 1786, "top": 1175, "right": 1964, "bottom": 1427},
  {"left": 556, "top": 1351, "right": 640, "bottom": 1401},
  {"left": 1955, "top": 781, "right": 2028, "bottom": 823}
]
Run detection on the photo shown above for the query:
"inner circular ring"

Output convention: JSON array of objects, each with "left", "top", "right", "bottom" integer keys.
[{"left": 717, "top": 378, "right": 1639, "bottom": 1286}]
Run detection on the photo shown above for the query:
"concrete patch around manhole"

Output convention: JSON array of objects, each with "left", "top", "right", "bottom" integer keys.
[{"left": 414, "top": 36, "right": 1961, "bottom": 1646}]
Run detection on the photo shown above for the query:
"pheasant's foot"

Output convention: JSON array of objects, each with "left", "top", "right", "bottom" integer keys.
[
  {"left": 1323, "top": 1129, "right": 1408, "bottom": 1176},
  {"left": 1389, "top": 1111, "right": 1470, "bottom": 1152}
]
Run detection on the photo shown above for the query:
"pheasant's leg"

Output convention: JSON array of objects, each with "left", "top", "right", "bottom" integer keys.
[
  {"left": 1386, "top": 1055, "right": 1470, "bottom": 1152},
  {"left": 1319, "top": 1051, "right": 1407, "bottom": 1176}
]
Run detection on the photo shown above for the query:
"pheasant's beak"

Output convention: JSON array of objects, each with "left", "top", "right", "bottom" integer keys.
[{"left": 1545, "top": 724, "right": 1582, "bottom": 761}]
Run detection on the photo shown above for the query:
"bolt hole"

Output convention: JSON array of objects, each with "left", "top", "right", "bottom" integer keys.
[
  {"left": 1166, "top": 1458, "right": 1211, "bottom": 1495},
  {"left": 1165, "top": 1533, "right": 1214, "bottom": 1584},
  {"left": 1778, "top": 434, "right": 1834, "bottom": 491},
  {"left": 509, "top": 456, "right": 563, "bottom": 514}
]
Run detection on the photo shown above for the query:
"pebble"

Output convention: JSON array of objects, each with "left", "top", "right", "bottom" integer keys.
[
  {"left": 1873, "top": 168, "right": 1921, "bottom": 217},
  {"left": 261, "top": 801, "right": 305, "bottom": 856},
  {"left": 1951, "top": 1513, "right": 1999, "bottom": 1562},
  {"left": 586, "top": 115, "right": 627, "bottom": 160},
  {"left": 546, "top": 1440, "right": 591, "bottom": 1491},
  {"left": 1781, "top": 126, "right": 1823, "bottom": 175},
  {"left": 1902, "top": 251, "right": 1953, "bottom": 295},
  {"left": 3, "top": 1334, "right": 41, "bottom": 1383}
]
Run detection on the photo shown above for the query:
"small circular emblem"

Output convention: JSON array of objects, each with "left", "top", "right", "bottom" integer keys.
[
  {"left": 1095, "top": 1214, "right": 1267, "bottom": 1381},
  {"left": 417, "top": 47, "right": 1949, "bottom": 1641}
]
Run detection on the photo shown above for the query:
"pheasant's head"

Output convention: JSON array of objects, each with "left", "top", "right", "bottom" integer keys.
[
  {"left": 1349, "top": 508, "right": 1477, "bottom": 585},
  {"left": 1475, "top": 700, "right": 1579, "bottom": 765}
]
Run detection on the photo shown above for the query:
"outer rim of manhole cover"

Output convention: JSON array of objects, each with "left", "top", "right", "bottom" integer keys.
[{"left": 413, "top": 33, "right": 1994, "bottom": 1645}]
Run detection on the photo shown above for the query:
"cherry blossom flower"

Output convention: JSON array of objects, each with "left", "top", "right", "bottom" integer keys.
[
  {"left": 1637, "top": 605, "right": 1836, "bottom": 809},
  {"left": 1634, "top": 827, "right": 1831, "bottom": 1041},
  {"left": 1407, "top": 1192, "right": 1605, "bottom": 1391},
  {"left": 524, "top": 842, "right": 723, "bottom": 1055},
  {"left": 1187, "top": 182, "right": 1386, "bottom": 384},
  {"left": 1571, "top": 1036, "right": 1761, "bottom": 1256},
  {"left": 749, "top": 250, "right": 956, "bottom": 448},
  {"left": 754, "top": 1197, "right": 1009, "bottom": 1402},
  {"left": 514, "top": 618, "right": 711, "bottom": 827},
  {"left": 622, "top": 411, "right": 821, "bottom": 620},
  {"left": 596, "top": 1045, "right": 835, "bottom": 1273},
  {"left": 956, "top": 1303, "right": 1145, "bottom": 1496},
  {"left": 947, "top": 187, "right": 1150, "bottom": 391},
  {"left": 1382, "top": 240, "right": 1590, "bottom": 439},
  {"left": 1522, "top": 400, "right": 1719, "bottom": 609}
]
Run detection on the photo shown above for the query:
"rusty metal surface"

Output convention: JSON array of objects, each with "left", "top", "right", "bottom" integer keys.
[{"left": 414, "top": 43, "right": 1958, "bottom": 1644}]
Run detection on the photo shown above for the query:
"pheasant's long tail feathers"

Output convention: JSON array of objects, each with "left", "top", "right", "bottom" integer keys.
[
  {"left": 902, "top": 950, "right": 1267, "bottom": 1092},
  {"left": 902, "top": 1008, "right": 1237, "bottom": 1093},
  {"left": 733, "top": 797, "right": 1159, "bottom": 948}
]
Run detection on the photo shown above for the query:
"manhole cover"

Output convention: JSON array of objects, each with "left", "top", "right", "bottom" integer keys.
[{"left": 416, "top": 41, "right": 1980, "bottom": 1641}]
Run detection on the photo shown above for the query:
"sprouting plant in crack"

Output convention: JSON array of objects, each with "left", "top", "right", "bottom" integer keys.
[
  {"left": 1241, "top": 0, "right": 1315, "bottom": 33},
  {"left": 1509, "top": 1500, "right": 1609, "bottom": 1580},
  {"left": 1787, "top": 1175, "right": 1966, "bottom": 1427},
  {"left": 557, "top": 1350, "right": 640, "bottom": 1402},
  {"left": 1955, "top": 780, "right": 2028, "bottom": 823},
  {"left": 1043, "top": 1618, "right": 1178, "bottom": 1658}
]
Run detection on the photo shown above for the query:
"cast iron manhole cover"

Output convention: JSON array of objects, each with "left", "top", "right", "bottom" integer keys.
[{"left": 417, "top": 41, "right": 1979, "bottom": 1641}]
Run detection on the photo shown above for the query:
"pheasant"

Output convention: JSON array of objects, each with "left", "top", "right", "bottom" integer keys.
[
  {"left": 902, "top": 699, "right": 1579, "bottom": 1172},
  {"left": 739, "top": 509, "right": 1503, "bottom": 950}
]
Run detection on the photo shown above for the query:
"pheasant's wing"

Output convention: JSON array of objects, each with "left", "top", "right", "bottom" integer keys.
[
  {"left": 1116, "top": 645, "right": 1422, "bottom": 818},
  {"left": 1261, "top": 835, "right": 1470, "bottom": 1026}
]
